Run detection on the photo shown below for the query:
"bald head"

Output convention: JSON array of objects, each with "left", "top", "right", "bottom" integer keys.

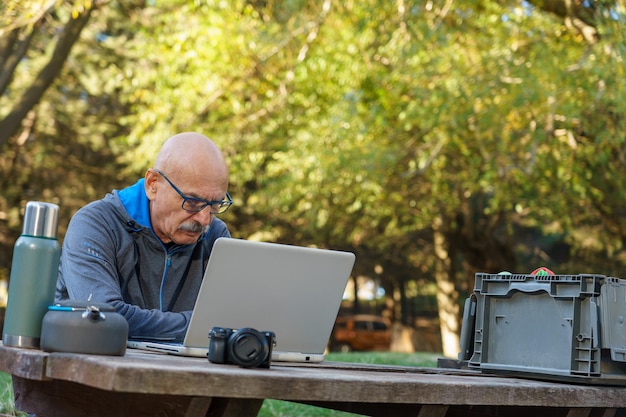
[
  {"left": 154, "top": 132, "right": 229, "bottom": 189},
  {"left": 145, "top": 132, "right": 230, "bottom": 244}
]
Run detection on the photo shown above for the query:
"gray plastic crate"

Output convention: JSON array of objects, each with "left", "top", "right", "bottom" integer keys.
[{"left": 459, "top": 273, "right": 626, "bottom": 384}]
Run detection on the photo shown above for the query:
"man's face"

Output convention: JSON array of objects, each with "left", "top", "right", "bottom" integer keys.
[{"left": 146, "top": 169, "right": 228, "bottom": 245}]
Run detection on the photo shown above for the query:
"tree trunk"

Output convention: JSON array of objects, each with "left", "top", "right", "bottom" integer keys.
[
  {"left": 433, "top": 217, "right": 461, "bottom": 358},
  {"left": 351, "top": 275, "right": 360, "bottom": 314}
]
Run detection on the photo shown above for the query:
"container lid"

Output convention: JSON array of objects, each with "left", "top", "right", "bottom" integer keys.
[
  {"left": 22, "top": 201, "right": 59, "bottom": 238},
  {"left": 49, "top": 301, "right": 116, "bottom": 312}
]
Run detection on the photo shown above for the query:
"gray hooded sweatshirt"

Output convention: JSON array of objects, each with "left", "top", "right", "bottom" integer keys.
[{"left": 56, "top": 178, "right": 231, "bottom": 341}]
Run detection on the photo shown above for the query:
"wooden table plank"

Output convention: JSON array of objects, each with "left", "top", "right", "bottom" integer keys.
[
  {"left": 12, "top": 376, "right": 207, "bottom": 417},
  {"left": 39, "top": 350, "right": 626, "bottom": 408},
  {"left": 0, "top": 346, "right": 48, "bottom": 380},
  {"left": 205, "top": 398, "right": 264, "bottom": 417},
  {"left": 12, "top": 376, "right": 264, "bottom": 417},
  {"left": 418, "top": 405, "right": 450, "bottom": 417},
  {"left": 185, "top": 397, "right": 212, "bottom": 417},
  {"left": 2, "top": 344, "right": 626, "bottom": 417}
]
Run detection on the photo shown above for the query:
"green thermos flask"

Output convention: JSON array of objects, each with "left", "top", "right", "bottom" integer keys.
[{"left": 3, "top": 201, "right": 61, "bottom": 348}]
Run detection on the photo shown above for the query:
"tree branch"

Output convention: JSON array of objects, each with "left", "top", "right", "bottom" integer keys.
[
  {"left": 0, "top": 22, "right": 41, "bottom": 97},
  {"left": 0, "top": 2, "right": 97, "bottom": 147},
  {"left": 527, "top": 0, "right": 599, "bottom": 43}
]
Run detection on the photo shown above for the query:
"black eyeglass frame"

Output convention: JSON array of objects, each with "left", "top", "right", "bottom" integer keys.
[{"left": 154, "top": 169, "right": 232, "bottom": 214}]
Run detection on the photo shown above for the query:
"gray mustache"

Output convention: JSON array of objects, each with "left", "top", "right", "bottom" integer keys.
[{"left": 179, "top": 221, "right": 209, "bottom": 234}]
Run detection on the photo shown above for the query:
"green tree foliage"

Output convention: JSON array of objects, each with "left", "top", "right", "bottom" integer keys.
[
  {"left": 1, "top": 0, "right": 625, "bottom": 355},
  {"left": 0, "top": 0, "right": 140, "bottom": 271}
]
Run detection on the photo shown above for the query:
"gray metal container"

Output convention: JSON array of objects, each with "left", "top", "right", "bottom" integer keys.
[{"left": 40, "top": 301, "right": 128, "bottom": 356}]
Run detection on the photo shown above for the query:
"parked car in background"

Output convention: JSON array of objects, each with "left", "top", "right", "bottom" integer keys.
[{"left": 328, "top": 314, "right": 392, "bottom": 352}]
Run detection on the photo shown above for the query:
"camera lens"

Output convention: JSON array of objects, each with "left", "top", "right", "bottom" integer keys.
[{"left": 227, "top": 328, "right": 270, "bottom": 368}]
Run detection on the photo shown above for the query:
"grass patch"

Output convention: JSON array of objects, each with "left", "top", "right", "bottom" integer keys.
[
  {"left": 1, "top": 351, "right": 441, "bottom": 416},
  {"left": 0, "top": 373, "right": 27, "bottom": 417},
  {"left": 325, "top": 351, "right": 440, "bottom": 367}
]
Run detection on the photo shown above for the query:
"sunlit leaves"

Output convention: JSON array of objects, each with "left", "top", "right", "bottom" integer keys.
[
  {"left": 3, "top": 0, "right": 626, "bottom": 282},
  {"left": 0, "top": 0, "right": 57, "bottom": 35}
]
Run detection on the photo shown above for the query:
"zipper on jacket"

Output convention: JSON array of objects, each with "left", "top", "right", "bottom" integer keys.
[{"left": 160, "top": 255, "right": 172, "bottom": 312}]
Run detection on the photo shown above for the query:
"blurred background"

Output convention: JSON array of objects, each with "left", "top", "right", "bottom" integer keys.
[{"left": 1, "top": 0, "right": 625, "bottom": 358}]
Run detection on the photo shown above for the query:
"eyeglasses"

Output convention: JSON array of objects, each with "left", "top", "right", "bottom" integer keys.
[{"left": 154, "top": 169, "right": 233, "bottom": 214}]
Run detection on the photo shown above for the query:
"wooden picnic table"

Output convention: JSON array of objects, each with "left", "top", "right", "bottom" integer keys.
[{"left": 1, "top": 342, "right": 626, "bottom": 417}]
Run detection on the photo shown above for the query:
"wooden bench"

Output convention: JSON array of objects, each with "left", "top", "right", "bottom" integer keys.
[{"left": 1, "top": 343, "right": 625, "bottom": 417}]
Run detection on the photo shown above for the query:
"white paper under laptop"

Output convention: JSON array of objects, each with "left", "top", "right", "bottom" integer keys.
[{"left": 127, "top": 238, "right": 355, "bottom": 362}]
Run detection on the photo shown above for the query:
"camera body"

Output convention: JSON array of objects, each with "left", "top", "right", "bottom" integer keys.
[{"left": 208, "top": 326, "right": 276, "bottom": 368}]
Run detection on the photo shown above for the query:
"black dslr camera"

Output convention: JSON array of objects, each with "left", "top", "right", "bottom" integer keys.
[{"left": 208, "top": 326, "right": 276, "bottom": 368}]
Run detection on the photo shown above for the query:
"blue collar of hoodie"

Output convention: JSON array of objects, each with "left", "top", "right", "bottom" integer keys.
[
  {"left": 117, "top": 178, "right": 211, "bottom": 242},
  {"left": 118, "top": 179, "right": 152, "bottom": 229}
]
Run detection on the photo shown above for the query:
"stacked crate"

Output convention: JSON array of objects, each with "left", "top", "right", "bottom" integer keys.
[{"left": 459, "top": 273, "right": 626, "bottom": 384}]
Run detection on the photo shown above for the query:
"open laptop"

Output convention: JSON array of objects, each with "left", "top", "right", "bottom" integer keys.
[{"left": 127, "top": 237, "right": 355, "bottom": 362}]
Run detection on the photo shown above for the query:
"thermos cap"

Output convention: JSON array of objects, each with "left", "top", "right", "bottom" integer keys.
[{"left": 22, "top": 201, "right": 59, "bottom": 239}]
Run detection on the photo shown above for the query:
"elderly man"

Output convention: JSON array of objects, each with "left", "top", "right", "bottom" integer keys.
[{"left": 56, "top": 132, "right": 232, "bottom": 341}]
